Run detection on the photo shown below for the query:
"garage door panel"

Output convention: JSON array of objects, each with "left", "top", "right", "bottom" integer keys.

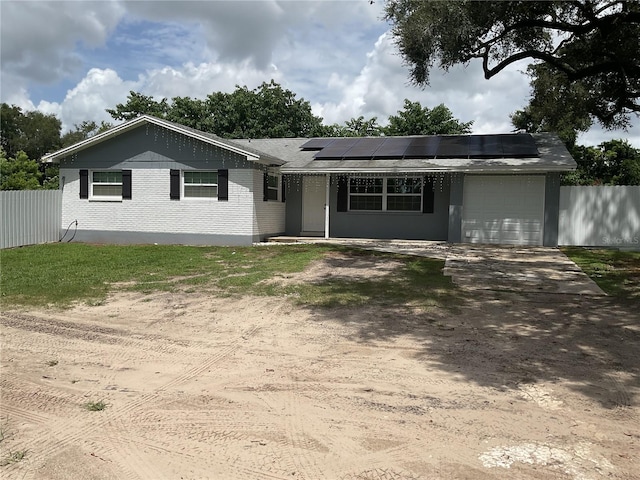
[{"left": 462, "top": 175, "right": 544, "bottom": 246}]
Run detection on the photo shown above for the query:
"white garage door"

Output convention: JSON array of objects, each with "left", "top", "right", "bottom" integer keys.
[{"left": 462, "top": 175, "right": 545, "bottom": 245}]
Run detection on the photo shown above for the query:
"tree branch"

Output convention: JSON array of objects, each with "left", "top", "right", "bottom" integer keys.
[{"left": 481, "top": 49, "right": 575, "bottom": 79}]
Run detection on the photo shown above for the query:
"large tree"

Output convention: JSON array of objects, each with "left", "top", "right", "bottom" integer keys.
[
  {"left": 0, "top": 103, "right": 62, "bottom": 160},
  {"left": 106, "top": 92, "right": 170, "bottom": 121},
  {"left": 384, "top": 0, "right": 640, "bottom": 129},
  {"left": 510, "top": 64, "right": 594, "bottom": 148},
  {"left": 106, "top": 81, "right": 326, "bottom": 138},
  {"left": 60, "top": 120, "right": 113, "bottom": 148},
  {"left": 0, "top": 148, "right": 42, "bottom": 190},
  {"left": 205, "top": 81, "right": 326, "bottom": 138},
  {"left": 330, "top": 116, "right": 384, "bottom": 137},
  {"left": 563, "top": 139, "right": 640, "bottom": 186},
  {"left": 385, "top": 100, "right": 473, "bottom": 136}
]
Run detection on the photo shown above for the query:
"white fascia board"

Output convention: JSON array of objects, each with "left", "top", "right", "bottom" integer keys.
[
  {"left": 281, "top": 165, "right": 574, "bottom": 175},
  {"left": 41, "top": 115, "right": 262, "bottom": 164}
]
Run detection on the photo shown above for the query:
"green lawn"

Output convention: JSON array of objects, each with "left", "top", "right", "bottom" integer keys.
[
  {"left": 0, "top": 243, "right": 456, "bottom": 309},
  {"left": 562, "top": 247, "right": 640, "bottom": 298}
]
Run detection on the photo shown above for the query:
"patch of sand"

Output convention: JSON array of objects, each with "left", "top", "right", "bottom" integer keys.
[{"left": 1, "top": 250, "right": 638, "bottom": 479}]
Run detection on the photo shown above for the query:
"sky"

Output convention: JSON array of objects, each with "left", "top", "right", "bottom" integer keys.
[{"left": 1, "top": 0, "right": 638, "bottom": 147}]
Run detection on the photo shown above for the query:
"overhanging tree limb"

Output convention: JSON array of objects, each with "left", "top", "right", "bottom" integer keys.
[{"left": 385, "top": 0, "right": 640, "bottom": 128}]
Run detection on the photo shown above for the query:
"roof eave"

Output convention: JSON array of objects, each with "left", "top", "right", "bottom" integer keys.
[{"left": 281, "top": 165, "right": 576, "bottom": 175}]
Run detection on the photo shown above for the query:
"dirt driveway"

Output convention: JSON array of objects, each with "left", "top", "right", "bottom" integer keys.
[{"left": 1, "top": 244, "right": 638, "bottom": 479}]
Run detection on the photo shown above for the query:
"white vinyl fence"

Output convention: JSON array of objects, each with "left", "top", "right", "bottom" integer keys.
[
  {"left": 1, "top": 190, "right": 62, "bottom": 249},
  {"left": 559, "top": 186, "right": 640, "bottom": 249}
]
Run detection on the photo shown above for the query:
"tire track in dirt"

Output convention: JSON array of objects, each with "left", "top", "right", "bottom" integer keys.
[
  {"left": 0, "top": 377, "right": 87, "bottom": 418},
  {"left": 101, "top": 413, "right": 170, "bottom": 480},
  {"left": 94, "top": 322, "right": 262, "bottom": 479},
  {"left": 122, "top": 406, "right": 296, "bottom": 479},
  {"left": 158, "top": 324, "right": 260, "bottom": 392},
  {"left": 281, "top": 381, "right": 329, "bottom": 479},
  {"left": 605, "top": 372, "right": 633, "bottom": 408},
  {"left": 0, "top": 402, "right": 50, "bottom": 426},
  {"left": 0, "top": 312, "right": 184, "bottom": 353},
  {"left": 109, "top": 323, "right": 260, "bottom": 423},
  {"left": 0, "top": 317, "right": 260, "bottom": 478}
]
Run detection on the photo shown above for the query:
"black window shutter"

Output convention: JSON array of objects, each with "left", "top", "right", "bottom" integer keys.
[
  {"left": 217, "top": 169, "right": 228, "bottom": 201},
  {"left": 79, "top": 169, "right": 89, "bottom": 199},
  {"left": 281, "top": 175, "right": 286, "bottom": 203},
  {"left": 422, "top": 177, "right": 435, "bottom": 213},
  {"left": 263, "top": 171, "right": 269, "bottom": 201},
  {"left": 337, "top": 176, "right": 348, "bottom": 212},
  {"left": 122, "top": 170, "right": 132, "bottom": 200},
  {"left": 170, "top": 169, "right": 180, "bottom": 200}
]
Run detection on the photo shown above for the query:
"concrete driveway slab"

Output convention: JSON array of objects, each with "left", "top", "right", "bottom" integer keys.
[
  {"left": 442, "top": 245, "right": 606, "bottom": 295},
  {"left": 268, "top": 238, "right": 606, "bottom": 296}
]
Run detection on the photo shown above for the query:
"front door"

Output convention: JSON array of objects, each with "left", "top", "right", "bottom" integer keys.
[{"left": 302, "top": 176, "right": 325, "bottom": 235}]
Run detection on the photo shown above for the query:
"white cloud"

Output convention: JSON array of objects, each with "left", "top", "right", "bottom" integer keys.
[
  {"left": 0, "top": 0, "right": 636, "bottom": 147},
  {"left": 0, "top": 1, "right": 124, "bottom": 82},
  {"left": 32, "top": 60, "right": 286, "bottom": 132},
  {"left": 312, "top": 33, "right": 530, "bottom": 132},
  {"left": 34, "top": 68, "right": 139, "bottom": 132}
]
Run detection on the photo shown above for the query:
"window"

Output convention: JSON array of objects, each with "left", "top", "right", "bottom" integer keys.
[
  {"left": 92, "top": 171, "right": 122, "bottom": 198},
  {"left": 267, "top": 173, "right": 279, "bottom": 201},
  {"left": 386, "top": 177, "right": 422, "bottom": 211},
  {"left": 349, "top": 177, "right": 383, "bottom": 210},
  {"left": 348, "top": 177, "right": 422, "bottom": 211},
  {"left": 183, "top": 171, "right": 218, "bottom": 198}
]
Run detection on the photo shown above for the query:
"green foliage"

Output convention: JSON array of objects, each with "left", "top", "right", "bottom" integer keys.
[
  {"left": 327, "top": 116, "right": 383, "bottom": 137},
  {"left": 564, "top": 140, "right": 640, "bottom": 185},
  {"left": 166, "top": 96, "right": 212, "bottom": 131},
  {"left": 511, "top": 64, "right": 593, "bottom": 148},
  {"left": 1, "top": 103, "right": 62, "bottom": 159},
  {"left": 106, "top": 81, "right": 326, "bottom": 138},
  {"left": 106, "top": 92, "right": 170, "bottom": 121},
  {"left": 385, "top": 100, "right": 472, "bottom": 136},
  {"left": 385, "top": 0, "right": 640, "bottom": 129},
  {"left": 0, "top": 450, "right": 27, "bottom": 466},
  {"left": 60, "top": 120, "right": 113, "bottom": 148},
  {"left": 83, "top": 400, "right": 107, "bottom": 411},
  {"left": 41, "top": 164, "right": 60, "bottom": 190},
  {"left": 562, "top": 247, "right": 640, "bottom": 298},
  {"left": 0, "top": 149, "right": 42, "bottom": 190},
  {"left": 205, "top": 81, "right": 326, "bottom": 138}
]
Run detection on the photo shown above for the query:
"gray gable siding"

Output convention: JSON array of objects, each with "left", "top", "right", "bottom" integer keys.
[{"left": 58, "top": 123, "right": 253, "bottom": 171}]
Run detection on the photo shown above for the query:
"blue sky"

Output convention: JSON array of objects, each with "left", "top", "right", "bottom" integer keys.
[{"left": 1, "top": 0, "right": 638, "bottom": 146}]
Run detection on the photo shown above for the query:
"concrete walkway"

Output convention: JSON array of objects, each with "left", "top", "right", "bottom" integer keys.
[{"left": 266, "top": 237, "right": 605, "bottom": 296}]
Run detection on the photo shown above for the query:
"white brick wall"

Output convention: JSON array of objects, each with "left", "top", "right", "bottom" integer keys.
[
  {"left": 252, "top": 171, "right": 286, "bottom": 238},
  {"left": 61, "top": 168, "right": 261, "bottom": 238}
]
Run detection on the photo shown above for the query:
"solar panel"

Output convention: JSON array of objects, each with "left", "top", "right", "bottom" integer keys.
[
  {"left": 469, "top": 135, "right": 503, "bottom": 157},
  {"left": 304, "top": 134, "right": 539, "bottom": 160},
  {"left": 403, "top": 137, "right": 440, "bottom": 158},
  {"left": 372, "top": 137, "right": 414, "bottom": 158},
  {"left": 435, "top": 136, "right": 469, "bottom": 157},
  {"left": 313, "top": 138, "right": 361, "bottom": 159},
  {"left": 301, "top": 138, "right": 336, "bottom": 150},
  {"left": 342, "top": 138, "right": 386, "bottom": 158},
  {"left": 502, "top": 134, "right": 538, "bottom": 157}
]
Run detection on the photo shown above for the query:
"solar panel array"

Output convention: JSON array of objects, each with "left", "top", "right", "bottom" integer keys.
[{"left": 300, "top": 134, "right": 538, "bottom": 160}]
